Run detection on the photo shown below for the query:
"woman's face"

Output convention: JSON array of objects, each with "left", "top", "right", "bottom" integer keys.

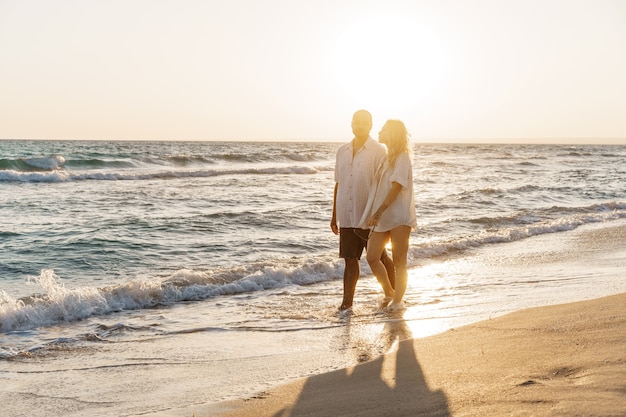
[{"left": 378, "top": 126, "right": 390, "bottom": 145}]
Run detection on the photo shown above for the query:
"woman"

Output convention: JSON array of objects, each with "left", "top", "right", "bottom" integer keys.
[{"left": 363, "top": 119, "right": 417, "bottom": 311}]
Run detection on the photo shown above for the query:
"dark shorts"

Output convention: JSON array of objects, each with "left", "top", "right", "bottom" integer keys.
[
  {"left": 339, "top": 228, "right": 370, "bottom": 259},
  {"left": 339, "top": 228, "right": 392, "bottom": 260}
]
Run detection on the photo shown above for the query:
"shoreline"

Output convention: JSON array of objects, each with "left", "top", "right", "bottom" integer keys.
[
  {"left": 147, "top": 220, "right": 626, "bottom": 417},
  {"left": 3, "top": 220, "right": 626, "bottom": 417},
  {"left": 206, "top": 292, "right": 626, "bottom": 417}
]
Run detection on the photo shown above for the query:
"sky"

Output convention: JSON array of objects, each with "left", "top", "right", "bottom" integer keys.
[{"left": 0, "top": 0, "right": 625, "bottom": 143}]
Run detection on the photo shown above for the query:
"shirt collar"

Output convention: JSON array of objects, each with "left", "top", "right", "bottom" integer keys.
[{"left": 352, "top": 136, "right": 375, "bottom": 152}]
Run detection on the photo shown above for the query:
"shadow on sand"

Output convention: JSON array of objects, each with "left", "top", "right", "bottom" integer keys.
[{"left": 271, "top": 317, "right": 450, "bottom": 417}]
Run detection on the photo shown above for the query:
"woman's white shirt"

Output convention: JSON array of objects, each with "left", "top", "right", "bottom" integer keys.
[{"left": 359, "top": 153, "right": 417, "bottom": 232}]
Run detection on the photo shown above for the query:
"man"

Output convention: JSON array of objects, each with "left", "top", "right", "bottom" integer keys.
[{"left": 331, "top": 109, "right": 395, "bottom": 310}]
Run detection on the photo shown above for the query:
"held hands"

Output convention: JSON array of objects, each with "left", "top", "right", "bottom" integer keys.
[
  {"left": 367, "top": 213, "right": 380, "bottom": 227},
  {"left": 368, "top": 204, "right": 387, "bottom": 227}
]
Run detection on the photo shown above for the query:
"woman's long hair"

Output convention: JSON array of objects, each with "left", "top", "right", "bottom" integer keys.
[{"left": 382, "top": 119, "right": 411, "bottom": 168}]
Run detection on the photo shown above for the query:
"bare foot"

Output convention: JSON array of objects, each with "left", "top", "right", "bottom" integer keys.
[
  {"left": 379, "top": 296, "right": 393, "bottom": 310},
  {"left": 386, "top": 301, "right": 405, "bottom": 312},
  {"left": 339, "top": 303, "right": 352, "bottom": 311}
]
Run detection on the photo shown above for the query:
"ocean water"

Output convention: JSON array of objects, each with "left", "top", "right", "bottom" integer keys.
[{"left": 1, "top": 140, "right": 626, "bottom": 416}]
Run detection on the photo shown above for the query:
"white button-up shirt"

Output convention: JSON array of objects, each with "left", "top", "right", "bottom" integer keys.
[{"left": 334, "top": 137, "right": 387, "bottom": 228}]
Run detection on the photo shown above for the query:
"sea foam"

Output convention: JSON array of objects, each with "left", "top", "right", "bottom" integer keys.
[
  {"left": 0, "top": 165, "right": 325, "bottom": 183},
  {"left": 0, "top": 259, "right": 342, "bottom": 334}
]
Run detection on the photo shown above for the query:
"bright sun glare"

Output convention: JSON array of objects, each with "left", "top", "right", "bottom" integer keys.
[{"left": 328, "top": 13, "right": 447, "bottom": 115}]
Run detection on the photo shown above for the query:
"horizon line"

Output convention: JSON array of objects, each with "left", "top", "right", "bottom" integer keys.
[{"left": 1, "top": 137, "right": 626, "bottom": 145}]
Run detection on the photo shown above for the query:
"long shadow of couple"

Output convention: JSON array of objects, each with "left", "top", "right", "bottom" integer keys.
[{"left": 271, "top": 317, "right": 451, "bottom": 417}]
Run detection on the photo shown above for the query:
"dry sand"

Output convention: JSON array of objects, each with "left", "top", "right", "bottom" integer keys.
[{"left": 210, "top": 293, "right": 626, "bottom": 417}]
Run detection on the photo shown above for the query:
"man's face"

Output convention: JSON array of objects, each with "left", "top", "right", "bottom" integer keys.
[{"left": 351, "top": 114, "right": 372, "bottom": 139}]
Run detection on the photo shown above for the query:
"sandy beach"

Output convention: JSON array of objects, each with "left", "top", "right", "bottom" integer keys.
[{"left": 209, "top": 292, "right": 625, "bottom": 417}]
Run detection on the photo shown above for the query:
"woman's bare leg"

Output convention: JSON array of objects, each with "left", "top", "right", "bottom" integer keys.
[
  {"left": 389, "top": 226, "right": 411, "bottom": 305},
  {"left": 365, "top": 231, "right": 394, "bottom": 298}
]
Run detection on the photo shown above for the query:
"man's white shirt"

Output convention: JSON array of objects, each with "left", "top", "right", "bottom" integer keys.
[{"left": 334, "top": 137, "right": 387, "bottom": 228}]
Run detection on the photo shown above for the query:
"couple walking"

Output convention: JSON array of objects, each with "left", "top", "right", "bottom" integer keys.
[{"left": 331, "top": 109, "right": 417, "bottom": 312}]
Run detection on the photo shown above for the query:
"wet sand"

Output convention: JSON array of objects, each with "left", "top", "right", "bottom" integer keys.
[
  {"left": 197, "top": 221, "right": 626, "bottom": 417},
  {"left": 211, "top": 292, "right": 626, "bottom": 417}
]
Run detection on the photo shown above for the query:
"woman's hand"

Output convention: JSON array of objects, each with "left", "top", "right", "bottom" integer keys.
[{"left": 368, "top": 204, "right": 387, "bottom": 227}]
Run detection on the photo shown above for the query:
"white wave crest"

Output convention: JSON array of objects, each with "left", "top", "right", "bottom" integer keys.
[
  {"left": 24, "top": 155, "right": 66, "bottom": 170},
  {"left": 410, "top": 207, "right": 626, "bottom": 260},
  {"left": 0, "top": 170, "right": 70, "bottom": 182},
  {"left": 0, "top": 259, "right": 342, "bottom": 333},
  {"left": 0, "top": 165, "right": 322, "bottom": 183}
]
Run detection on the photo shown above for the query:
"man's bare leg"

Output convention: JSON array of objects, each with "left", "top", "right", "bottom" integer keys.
[{"left": 340, "top": 257, "right": 360, "bottom": 310}]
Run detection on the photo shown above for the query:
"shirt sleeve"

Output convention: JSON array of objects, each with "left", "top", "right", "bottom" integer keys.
[
  {"left": 389, "top": 153, "right": 412, "bottom": 189},
  {"left": 334, "top": 144, "right": 348, "bottom": 183}
]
